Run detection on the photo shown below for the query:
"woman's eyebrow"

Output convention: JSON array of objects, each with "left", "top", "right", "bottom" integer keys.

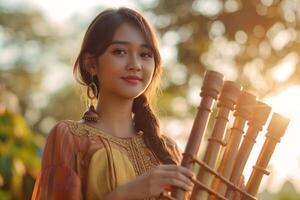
[{"left": 110, "top": 40, "right": 152, "bottom": 49}]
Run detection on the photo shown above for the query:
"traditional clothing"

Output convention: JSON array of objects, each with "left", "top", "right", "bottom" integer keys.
[{"left": 31, "top": 120, "right": 182, "bottom": 200}]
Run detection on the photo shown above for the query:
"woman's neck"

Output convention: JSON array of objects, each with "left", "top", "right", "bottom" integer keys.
[{"left": 94, "top": 95, "right": 136, "bottom": 138}]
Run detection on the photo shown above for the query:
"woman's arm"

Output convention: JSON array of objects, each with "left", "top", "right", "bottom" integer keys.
[{"left": 31, "top": 121, "right": 82, "bottom": 200}]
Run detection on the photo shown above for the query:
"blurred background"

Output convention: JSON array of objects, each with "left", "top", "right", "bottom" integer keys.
[{"left": 1, "top": 0, "right": 300, "bottom": 199}]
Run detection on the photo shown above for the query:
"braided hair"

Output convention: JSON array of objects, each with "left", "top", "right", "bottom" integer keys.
[{"left": 133, "top": 94, "right": 176, "bottom": 164}]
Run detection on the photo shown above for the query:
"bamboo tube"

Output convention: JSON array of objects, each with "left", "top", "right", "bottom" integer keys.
[
  {"left": 226, "top": 101, "right": 271, "bottom": 199},
  {"left": 191, "top": 81, "right": 242, "bottom": 200},
  {"left": 210, "top": 91, "right": 256, "bottom": 200},
  {"left": 172, "top": 70, "right": 223, "bottom": 200},
  {"left": 242, "top": 113, "right": 289, "bottom": 199}
]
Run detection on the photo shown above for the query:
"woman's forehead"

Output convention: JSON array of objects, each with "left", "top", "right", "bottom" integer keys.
[{"left": 111, "top": 22, "right": 149, "bottom": 47}]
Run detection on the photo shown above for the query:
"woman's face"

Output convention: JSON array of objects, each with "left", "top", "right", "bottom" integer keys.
[{"left": 94, "top": 22, "right": 155, "bottom": 100}]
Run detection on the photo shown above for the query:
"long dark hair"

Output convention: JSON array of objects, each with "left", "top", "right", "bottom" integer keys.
[{"left": 73, "top": 7, "right": 176, "bottom": 164}]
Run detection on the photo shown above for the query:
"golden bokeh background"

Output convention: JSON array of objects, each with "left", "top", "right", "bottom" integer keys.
[{"left": 1, "top": 0, "right": 300, "bottom": 199}]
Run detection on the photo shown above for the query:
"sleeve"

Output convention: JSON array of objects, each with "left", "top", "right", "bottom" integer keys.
[
  {"left": 31, "top": 121, "right": 82, "bottom": 200},
  {"left": 161, "top": 135, "right": 183, "bottom": 165}
]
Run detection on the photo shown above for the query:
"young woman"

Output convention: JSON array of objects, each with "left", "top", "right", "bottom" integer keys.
[{"left": 31, "top": 7, "right": 195, "bottom": 200}]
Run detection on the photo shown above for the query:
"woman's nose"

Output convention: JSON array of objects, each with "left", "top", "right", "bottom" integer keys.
[{"left": 126, "top": 55, "right": 141, "bottom": 72}]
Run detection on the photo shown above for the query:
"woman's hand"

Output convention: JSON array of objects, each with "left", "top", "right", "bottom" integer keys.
[
  {"left": 139, "top": 164, "right": 195, "bottom": 197},
  {"left": 104, "top": 164, "right": 195, "bottom": 200}
]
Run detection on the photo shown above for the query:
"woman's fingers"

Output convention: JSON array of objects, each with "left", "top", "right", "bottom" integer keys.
[
  {"left": 178, "top": 166, "right": 196, "bottom": 179},
  {"left": 162, "top": 171, "right": 193, "bottom": 187},
  {"left": 159, "top": 164, "right": 195, "bottom": 179},
  {"left": 143, "top": 164, "right": 195, "bottom": 196},
  {"left": 155, "top": 169, "right": 195, "bottom": 192},
  {"left": 163, "top": 177, "right": 193, "bottom": 192}
]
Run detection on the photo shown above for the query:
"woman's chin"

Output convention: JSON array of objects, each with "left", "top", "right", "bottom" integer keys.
[{"left": 118, "top": 91, "right": 145, "bottom": 100}]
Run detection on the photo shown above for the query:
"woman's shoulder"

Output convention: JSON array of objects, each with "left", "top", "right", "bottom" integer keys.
[
  {"left": 49, "top": 119, "right": 95, "bottom": 138},
  {"left": 48, "top": 120, "right": 118, "bottom": 145},
  {"left": 43, "top": 120, "right": 82, "bottom": 148}
]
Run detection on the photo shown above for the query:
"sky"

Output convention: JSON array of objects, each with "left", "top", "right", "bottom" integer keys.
[{"left": 22, "top": 0, "right": 140, "bottom": 22}]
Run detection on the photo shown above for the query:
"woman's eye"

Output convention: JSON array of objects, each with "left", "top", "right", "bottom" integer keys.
[
  {"left": 112, "top": 49, "right": 126, "bottom": 56},
  {"left": 141, "top": 52, "right": 153, "bottom": 59}
]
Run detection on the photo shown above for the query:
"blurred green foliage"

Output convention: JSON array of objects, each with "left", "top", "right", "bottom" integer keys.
[{"left": 0, "top": 108, "right": 42, "bottom": 200}]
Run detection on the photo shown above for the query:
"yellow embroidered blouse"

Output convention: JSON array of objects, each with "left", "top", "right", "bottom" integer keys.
[{"left": 31, "top": 120, "right": 182, "bottom": 200}]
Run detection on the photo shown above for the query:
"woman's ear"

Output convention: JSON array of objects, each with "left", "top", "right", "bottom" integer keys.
[{"left": 83, "top": 54, "right": 97, "bottom": 76}]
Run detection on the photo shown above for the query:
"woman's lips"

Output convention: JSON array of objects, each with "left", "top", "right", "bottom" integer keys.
[{"left": 121, "top": 76, "right": 142, "bottom": 85}]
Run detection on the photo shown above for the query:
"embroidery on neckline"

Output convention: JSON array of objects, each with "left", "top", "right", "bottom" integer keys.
[{"left": 64, "top": 120, "right": 144, "bottom": 145}]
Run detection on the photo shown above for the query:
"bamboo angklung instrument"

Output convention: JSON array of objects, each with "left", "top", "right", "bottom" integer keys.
[
  {"left": 170, "top": 70, "right": 289, "bottom": 200},
  {"left": 241, "top": 113, "right": 290, "bottom": 199},
  {"left": 225, "top": 101, "right": 271, "bottom": 199},
  {"left": 191, "top": 81, "right": 242, "bottom": 200},
  {"left": 172, "top": 70, "right": 224, "bottom": 200},
  {"left": 210, "top": 91, "right": 256, "bottom": 199}
]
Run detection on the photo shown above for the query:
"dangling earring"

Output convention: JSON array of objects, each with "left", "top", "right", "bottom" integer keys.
[{"left": 82, "top": 82, "right": 100, "bottom": 122}]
